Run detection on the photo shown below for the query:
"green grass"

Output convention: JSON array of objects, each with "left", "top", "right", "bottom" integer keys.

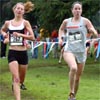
[{"left": 0, "top": 56, "right": 100, "bottom": 100}]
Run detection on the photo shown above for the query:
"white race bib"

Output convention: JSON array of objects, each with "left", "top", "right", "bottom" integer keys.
[
  {"left": 69, "top": 31, "right": 82, "bottom": 42},
  {"left": 10, "top": 34, "right": 23, "bottom": 46}
]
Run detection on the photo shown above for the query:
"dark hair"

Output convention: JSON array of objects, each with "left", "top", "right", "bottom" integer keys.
[{"left": 72, "top": 1, "right": 82, "bottom": 9}]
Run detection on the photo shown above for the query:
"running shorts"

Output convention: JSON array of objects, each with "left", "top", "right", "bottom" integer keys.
[
  {"left": 8, "top": 50, "right": 28, "bottom": 65},
  {"left": 73, "top": 52, "right": 86, "bottom": 63}
]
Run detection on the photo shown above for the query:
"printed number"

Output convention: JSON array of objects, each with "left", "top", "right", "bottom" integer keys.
[
  {"left": 75, "top": 34, "right": 81, "bottom": 40},
  {"left": 69, "top": 32, "right": 82, "bottom": 41}
]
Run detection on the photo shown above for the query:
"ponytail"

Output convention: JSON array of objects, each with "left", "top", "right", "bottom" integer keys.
[{"left": 24, "top": 1, "right": 35, "bottom": 13}]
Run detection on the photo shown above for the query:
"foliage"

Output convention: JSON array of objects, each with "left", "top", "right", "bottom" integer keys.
[
  {"left": 32, "top": 0, "right": 100, "bottom": 32},
  {"left": 0, "top": 0, "right": 100, "bottom": 32}
]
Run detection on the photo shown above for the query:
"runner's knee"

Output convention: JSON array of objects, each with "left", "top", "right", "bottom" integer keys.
[
  {"left": 70, "top": 67, "right": 77, "bottom": 73},
  {"left": 13, "top": 77, "right": 20, "bottom": 83}
]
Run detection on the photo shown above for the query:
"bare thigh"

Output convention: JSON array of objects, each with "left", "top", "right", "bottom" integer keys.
[
  {"left": 9, "top": 61, "right": 19, "bottom": 78},
  {"left": 63, "top": 52, "right": 77, "bottom": 70}
]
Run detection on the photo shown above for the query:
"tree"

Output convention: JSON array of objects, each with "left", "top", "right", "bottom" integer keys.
[
  {"left": 32, "top": 0, "right": 100, "bottom": 33},
  {"left": 0, "top": 0, "right": 100, "bottom": 32}
]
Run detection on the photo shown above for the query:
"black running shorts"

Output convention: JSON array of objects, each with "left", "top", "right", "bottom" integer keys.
[{"left": 8, "top": 50, "right": 28, "bottom": 65}]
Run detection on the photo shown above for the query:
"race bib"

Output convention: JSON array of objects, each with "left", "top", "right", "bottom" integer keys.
[
  {"left": 69, "top": 31, "right": 82, "bottom": 42},
  {"left": 9, "top": 34, "right": 23, "bottom": 46}
]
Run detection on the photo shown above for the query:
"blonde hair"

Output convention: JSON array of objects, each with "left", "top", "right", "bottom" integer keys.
[
  {"left": 13, "top": 1, "right": 35, "bottom": 13},
  {"left": 24, "top": 1, "right": 35, "bottom": 13}
]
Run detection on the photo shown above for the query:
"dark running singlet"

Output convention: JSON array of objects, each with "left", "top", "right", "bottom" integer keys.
[{"left": 8, "top": 20, "right": 25, "bottom": 46}]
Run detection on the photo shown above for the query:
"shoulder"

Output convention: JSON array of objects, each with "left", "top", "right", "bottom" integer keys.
[
  {"left": 23, "top": 20, "right": 30, "bottom": 25},
  {"left": 82, "top": 17, "right": 89, "bottom": 21},
  {"left": 23, "top": 19, "right": 31, "bottom": 28},
  {"left": 1, "top": 20, "right": 11, "bottom": 29},
  {"left": 4, "top": 20, "right": 10, "bottom": 26},
  {"left": 63, "top": 18, "right": 71, "bottom": 23},
  {"left": 81, "top": 17, "right": 91, "bottom": 25},
  {"left": 62, "top": 18, "right": 71, "bottom": 25}
]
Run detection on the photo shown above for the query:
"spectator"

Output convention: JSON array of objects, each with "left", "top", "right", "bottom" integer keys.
[
  {"left": 0, "top": 34, "right": 7, "bottom": 58},
  {"left": 32, "top": 25, "right": 39, "bottom": 59},
  {"left": 51, "top": 29, "right": 59, "bottom": 58}
]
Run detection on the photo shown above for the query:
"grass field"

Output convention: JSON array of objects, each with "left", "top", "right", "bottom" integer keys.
[{"left": 0, "top": 54, "right": 100, "bottom": 100}]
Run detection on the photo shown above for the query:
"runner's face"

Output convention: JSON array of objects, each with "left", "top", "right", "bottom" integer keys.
[
  {"left": 72, "top": 4, "right": 82, "bottom": 17},
  {"left": 14, "top": 4, "right": 25, "bottom": 17}
]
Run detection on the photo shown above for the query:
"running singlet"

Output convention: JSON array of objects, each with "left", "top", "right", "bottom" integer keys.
[
  {"left": 8, "top": 20, "right": 25, "bottom": 46},
  {"left": 64, "top": 17, "right": 87, "bottom": 52}
]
